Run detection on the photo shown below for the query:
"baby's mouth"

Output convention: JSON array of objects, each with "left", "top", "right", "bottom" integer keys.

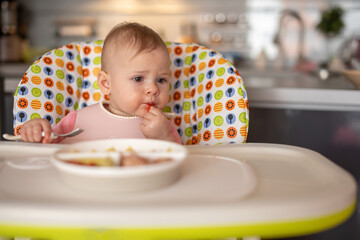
[{"left": 146, "top": 103, "right": 155, "bottom": 111}]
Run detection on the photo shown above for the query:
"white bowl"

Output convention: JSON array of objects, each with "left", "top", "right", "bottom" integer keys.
[
  {"left": 342, "top": 69, "right": 360, "bottom": 89},
  {"left": 50, "top": 139, "right": 188, "bottom": 193}
]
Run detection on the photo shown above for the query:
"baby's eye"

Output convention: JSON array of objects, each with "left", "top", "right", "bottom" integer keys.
[
  {"left": 133, "top": 76, "right": 143, "bottom": 82},
  {"left": 157, "top": 78, "right": 168, "bottom": 84}
]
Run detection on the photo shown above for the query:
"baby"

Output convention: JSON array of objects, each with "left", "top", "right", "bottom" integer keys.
[{"left": 20, "top": 22, "right": 182, "bottom": 144}]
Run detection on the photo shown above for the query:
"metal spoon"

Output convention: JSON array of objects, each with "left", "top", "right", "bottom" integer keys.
[{"left": 2, "top": 128, "right": 84, "bottom": 141}]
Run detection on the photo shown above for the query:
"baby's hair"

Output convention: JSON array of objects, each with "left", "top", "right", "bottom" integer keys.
[{"left": 101, "top": 22, "right": 167, "bottom": 72}]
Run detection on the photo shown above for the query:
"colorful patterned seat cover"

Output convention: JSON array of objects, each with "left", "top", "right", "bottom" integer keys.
[{"left": 13, "top": 41, "right": 249, "bottom": 145}]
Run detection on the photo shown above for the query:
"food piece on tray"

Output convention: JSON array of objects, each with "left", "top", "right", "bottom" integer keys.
[
  {"left": 106, "top": 147, "right": 116, "bottom": 152},
  {"left": 65, "top": 157, "right": 114, "bottom": 166},
  {"left": 121, "top": 153, "right": 149, "bottom": 167}
]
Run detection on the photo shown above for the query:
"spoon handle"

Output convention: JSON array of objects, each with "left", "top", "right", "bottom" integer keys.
[
  {"left": 2, "top": 132, "right": 58, "bottom": 141},
  {"left": 2, "top": 134, "right": 21, "bottom": 141},
  {"left": 164, "top": 112, "right": 175, "bottom": 118}
]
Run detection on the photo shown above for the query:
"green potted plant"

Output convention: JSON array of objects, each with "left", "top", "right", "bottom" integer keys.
[
  {"left": 316, "top": 6, "right": 345, "bottom": 38},
  {"left": 316, "top": 6, "right": 345, "bottom": 77}
]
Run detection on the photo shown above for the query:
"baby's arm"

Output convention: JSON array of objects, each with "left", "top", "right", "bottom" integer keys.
[
  {"left": 20, "top": 118, "right": 52, "bottom": 143},
  {"left": 140, "top": 107, "right": 178, "bottom": 143},
  {"left": 51, "top": 111, "right": 77, "bottom": 143},
  {"left": 169, "top": 120, "right": 182, "bottom": 144},
  {"left": 20, "top": 111, "right": 77, "bottom": 144}
]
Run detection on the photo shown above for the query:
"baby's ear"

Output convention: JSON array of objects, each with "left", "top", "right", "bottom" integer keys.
[{"left": 97, "top": 71, "right": 111, "bottom": 95}]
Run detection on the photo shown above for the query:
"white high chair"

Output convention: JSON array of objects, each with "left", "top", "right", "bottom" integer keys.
[{"left": 12, "top": 41, "right": 249, "bottom": 145}]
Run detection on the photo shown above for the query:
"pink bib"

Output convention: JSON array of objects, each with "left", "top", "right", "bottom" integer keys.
[
  {"left": 59, "top": 103, "right": 146, "bottom": 144},
  {"left": 55, "top": 102, "right": 182, "bottom": 144}
]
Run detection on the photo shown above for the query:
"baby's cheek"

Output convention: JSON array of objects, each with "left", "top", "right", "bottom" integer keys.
[{"left": 160, "top": 95, "right": 170, "bottom": 108}]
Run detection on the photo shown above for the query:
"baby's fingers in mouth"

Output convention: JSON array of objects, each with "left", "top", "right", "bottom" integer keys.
[{"left": 146, "top": 103, "right": 155, "bottom": 112}]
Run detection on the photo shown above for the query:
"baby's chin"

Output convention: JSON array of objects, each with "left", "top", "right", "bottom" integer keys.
[
  {"left": 131, "top": 107, "right": 148, "bottom": 117},
  {"left": 106, "top": 104, "right": 137, "bottom": 117}
]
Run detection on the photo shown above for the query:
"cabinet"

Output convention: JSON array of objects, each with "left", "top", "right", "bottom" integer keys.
[
  {"left": 0, "top": 63, "right": 28, "bottom": 137},
  {"left": 243, "top": 70, "right": 360, "bottom": 240},
  {"left": 247, "top": 108, "right": 360, "bottom": 240}
]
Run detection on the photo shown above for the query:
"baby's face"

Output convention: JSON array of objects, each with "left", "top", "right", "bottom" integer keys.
[{"left": 107, "top": 46, "right": 170, "bottom": 117}]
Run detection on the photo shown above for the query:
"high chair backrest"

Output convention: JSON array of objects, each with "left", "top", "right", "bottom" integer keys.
[{"left": 13, "top": 41, "right": 249, "bottom": 145}]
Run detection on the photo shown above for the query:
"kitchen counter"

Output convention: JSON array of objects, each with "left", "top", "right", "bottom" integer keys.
[
  {"left": 0, "top": 63, "right": 28, "bottom": 92},
  {"left": 240, "top": 69, "right": 360, "bottom": 111},
  {"left": 0, "top": 63, "right": 29, "bottom": 76}
]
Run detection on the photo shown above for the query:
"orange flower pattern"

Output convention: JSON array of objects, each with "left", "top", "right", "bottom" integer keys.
[{"left": 166, "top": 42, "right": 248, "bottom": 144}]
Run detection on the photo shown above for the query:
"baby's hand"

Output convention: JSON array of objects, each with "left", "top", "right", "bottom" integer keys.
[
  {"left": 140, "top": 106, "right": 176, "bottom": 142},
  {"left": 20, "top": 118, "right": 52, "bottom": 144}
]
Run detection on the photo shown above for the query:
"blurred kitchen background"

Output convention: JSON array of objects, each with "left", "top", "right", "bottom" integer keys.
[{"left": 1, "top": 0, "right": 360, "bottom": 239}]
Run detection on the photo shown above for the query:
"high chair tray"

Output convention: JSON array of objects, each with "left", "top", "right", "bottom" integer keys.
[
  {"left": 0, "top": 142, "right": 356, "bottom": 240},
  {"left": 0, "top": 154, "right": 257, "bottom": 204}
]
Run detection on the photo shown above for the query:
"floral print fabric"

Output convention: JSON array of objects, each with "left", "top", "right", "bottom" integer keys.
[{"left": 13, "top": 41, "right": 249, "bottom": 145}]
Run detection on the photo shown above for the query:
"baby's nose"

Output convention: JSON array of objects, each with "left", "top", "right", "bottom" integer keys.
[{"left": 146, "top": 82, "right": 159, "bottom": 95}]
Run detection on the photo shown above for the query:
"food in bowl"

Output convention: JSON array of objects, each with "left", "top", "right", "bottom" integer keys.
[
  {"left": 120, "top": 153, "right": 171, "bottom": 167},
  {"left": 50, "top": 138, "right": 187, "bottom": 193},
  {"left": 65, "top": 157, "right": 114, "bottom": 166},
  {"left": 62, "top": 151, "right": 172, "bottom": 167},
  {"left": 59, "top": 145, "right": 174, "bottom": 167}
]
